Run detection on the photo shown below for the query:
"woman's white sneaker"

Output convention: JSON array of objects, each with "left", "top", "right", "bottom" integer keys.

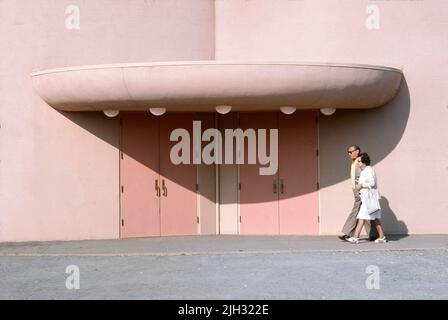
[
  {"left": 374, "top": 237, "right": 387, "bottom": 243},
  {"left": 347, "top": 237, "right": 360, "bottom": 244}
]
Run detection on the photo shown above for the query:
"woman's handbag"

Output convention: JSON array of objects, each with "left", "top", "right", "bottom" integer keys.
[{"left": 364, "top": 187, "right": 381, "bottom": 214}]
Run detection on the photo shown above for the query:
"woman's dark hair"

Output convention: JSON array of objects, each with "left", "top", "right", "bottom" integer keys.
[{"left": 359, "top": 153, "right": 371, "bottom": 166}]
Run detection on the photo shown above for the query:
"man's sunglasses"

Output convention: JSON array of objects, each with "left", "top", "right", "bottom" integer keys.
[{"left": 348, "top": 150, "right": 357, "bottom": 154}]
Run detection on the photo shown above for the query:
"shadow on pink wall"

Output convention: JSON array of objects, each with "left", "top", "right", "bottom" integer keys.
[
  {"left": 380, "top": 197, "right": 408, "bottom": 236},
  {"left": 55, "top": 77, "right": 410, "bottom": 233},
  {"left": 319, "top": 77, "right": 410, "bottom": 234}
]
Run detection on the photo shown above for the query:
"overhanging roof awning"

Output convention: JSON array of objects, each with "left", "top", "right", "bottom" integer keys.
[{"left": 31, "top": 61, "right": 403, "bottom": 112}]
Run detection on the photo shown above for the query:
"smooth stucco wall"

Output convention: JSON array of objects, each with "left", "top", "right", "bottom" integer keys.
[
  {"left": 215, "top": 0, "right": 448, "bottom": 234},
  {"left": 0, "top": 0, "right": 215, "bottom": 241},
  {"left": 2, "top": 0, "right": 447, "bottom": 241}
]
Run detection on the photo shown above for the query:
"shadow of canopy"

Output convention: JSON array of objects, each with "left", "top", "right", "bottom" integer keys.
[{"left": 51, "top": 71, "right": 410, "bottom": 205}]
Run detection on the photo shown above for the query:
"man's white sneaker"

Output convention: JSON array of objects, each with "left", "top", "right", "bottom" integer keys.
[
  {"left": 374, "top": 237, "right": 387, "bottom": 243},
  {"left": 347, "top": 237, "right": 360, "bottom": 244}
]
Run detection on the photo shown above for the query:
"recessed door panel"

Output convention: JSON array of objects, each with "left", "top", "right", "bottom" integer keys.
[
  {"left": 218, "top": 113, "right": 239, "bottom": 235},
  {"left": 239, "top": 112, "right": 279, "bottom": 235},
  {"left": 278, "top": 111, "right": 319, "bottom": 235},
  {"left": 159, "top": 114, "right": 198, "bottom": 236},
  {"left": 120, "top": 114, "right": 160, "bottom": 238},
  {"left": 197, "top": 113, "right": 217, "bottom": 235}
]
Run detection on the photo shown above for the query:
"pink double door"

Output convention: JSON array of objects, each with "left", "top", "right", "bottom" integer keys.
[
  {"left": 239, "top": 111, "right": 319, "bottom": 235},
  {"left": 120, "top": 113, "right": 197, "bottom": 238}
]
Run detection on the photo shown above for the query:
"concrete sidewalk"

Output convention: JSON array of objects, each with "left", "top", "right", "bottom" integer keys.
[{"left": 1, "top": 234, "right": 447, "bottom": 256}]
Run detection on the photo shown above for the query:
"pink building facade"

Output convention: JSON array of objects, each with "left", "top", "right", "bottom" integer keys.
[{"left": 0, "top": 0, "right": 447, "bottom": 242}]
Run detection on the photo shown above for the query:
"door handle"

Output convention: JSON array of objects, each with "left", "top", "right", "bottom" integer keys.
[
  {"left": 162, "top": 179, "right": 167, "bottom": 197},
  {"left": 280, "top": 179, "right": 284, "bottom": 194},
  {"left": 155, "top": 179, "right": 160, "bottom": 197},
  {"left": 273, "top": 180, "right": 277, "bottom": 194}
]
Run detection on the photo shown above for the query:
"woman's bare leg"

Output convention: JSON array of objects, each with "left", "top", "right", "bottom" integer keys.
[
  {"left": 353, "top": 219, "right": 365, "bottom": 238},
  {"left": 372, "top": 220, "right": 385, "bottom": 238}
]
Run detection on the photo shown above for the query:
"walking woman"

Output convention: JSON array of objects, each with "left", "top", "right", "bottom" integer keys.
[{"left": 348, "top": 153, "right": 387, "bottom": 244}]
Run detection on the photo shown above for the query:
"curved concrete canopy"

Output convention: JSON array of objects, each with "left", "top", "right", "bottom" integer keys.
[{"left": 31, "top": 61, "right": 403, "bottom": 112}]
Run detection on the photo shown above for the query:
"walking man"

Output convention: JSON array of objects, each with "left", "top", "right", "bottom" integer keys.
[{"left": 338, "top": 145, "right": 374, "bottom": 241}]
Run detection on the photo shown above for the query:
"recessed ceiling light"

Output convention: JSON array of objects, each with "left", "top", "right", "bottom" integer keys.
[
  {"left": 320, "top": 107, "right": 336, "bottom": 116},
  {"left": 280, "top": 106, "right": 296, "bottom": 115},
  {"left": 149, "top": 107, "right": 167, "bottom": 116},
  {"left": 103, "top": 110, "right": 120, "bottom": 118},
  {"left": 215, "top": 105, "right": 232, "bottom": 114}
]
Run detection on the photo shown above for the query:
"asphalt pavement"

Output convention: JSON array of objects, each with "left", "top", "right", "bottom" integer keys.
[{"left": 1, "top": 235, "right": 447, "bottom": 299}]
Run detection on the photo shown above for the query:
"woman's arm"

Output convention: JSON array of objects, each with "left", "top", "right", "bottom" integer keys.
[{"left": 356, "top": 167, "right": 376, "bottom": 190}]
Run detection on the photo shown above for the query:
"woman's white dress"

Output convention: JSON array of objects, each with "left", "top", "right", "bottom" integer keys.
[{"left": 357, "top": 166, "right": 382, "bottom": 220}]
